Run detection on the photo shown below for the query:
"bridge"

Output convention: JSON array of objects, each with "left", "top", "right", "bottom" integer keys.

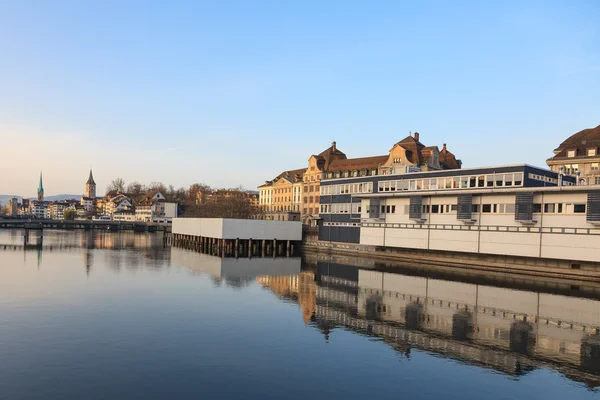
[{"left": 0, "top": 219, "right": 171, "bottom": 232}]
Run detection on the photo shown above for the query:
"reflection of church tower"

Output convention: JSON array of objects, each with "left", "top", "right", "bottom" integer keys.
[
  {"left": 37, "top": 171, "right": 44, "bottom": 201},
  {"left": 85, "top": 169, "right": 96, "bottom": 199}
]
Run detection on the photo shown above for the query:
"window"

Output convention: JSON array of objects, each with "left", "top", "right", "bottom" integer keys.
[
  {"left": 495, "top": 174, "right": 503, "bottom": 187},
  {"left": 477, "top": 176, "right": 485, "bottom": 187},
  {"left": 472, "top": 204, "right": 479, "bottom": 213},
  {"left": 482, "top": 204, "right": 491, "bottom": 213},
  {"left": 544, "top": 204, "right": 555, "bottom": 213},
  {"left": 574, "top": 204, "right": 586, "bottom": 213},
  {"left": 589, "top": 149, "right": 597, "bottom": 157},
  {"left": 514, "top": 173, "right": 523, "bottom": 186},
  {"left": 469, "top": 176, "right": 476, "bottom": 188},
  {"left": 568, "top": 150, "right": 576, "bottom": 158},
  {"left": 391, "top": 205, "right": 395, "bottom": 213},
  {"left": 592, "top": 163, "right": 599, "bottom": 170},
  {"left": 386, "top": 205, "right": 391, "bottom": 213},
  {"left": 504, "top": 174, "right": 513, "bottom": 186},
  {"left": 381, "top": 205, "right": 386, "bottom": 214},
  {"left": 558, "top": 203, "right": 563, "bottom": 213},
  {"left": 431, "top": 205, "right": 439, "bottom": 213},
  {"left": 533, "top": 203, "right": 542, "bottom": 213}
]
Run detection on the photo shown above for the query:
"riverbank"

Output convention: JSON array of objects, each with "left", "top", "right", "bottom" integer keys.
[{"left": 302, "top": 237, "right": 600, "bottom": 284}]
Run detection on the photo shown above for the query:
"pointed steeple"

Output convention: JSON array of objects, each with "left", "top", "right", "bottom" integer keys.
[
  {"left": 86, "top": 169, "right": 96, "bottom": 185},
  {"left": 37, "top": 171, "right": 44, "bottom": 201}
]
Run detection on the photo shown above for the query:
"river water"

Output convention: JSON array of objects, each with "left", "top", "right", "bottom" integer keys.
[{"left": 0, "top": 229, "right": 599, "bottom": 399}]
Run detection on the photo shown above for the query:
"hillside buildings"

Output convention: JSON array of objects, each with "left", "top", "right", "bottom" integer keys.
[{"left": 259, "top": 132, "right": 461, "bottom": 224}]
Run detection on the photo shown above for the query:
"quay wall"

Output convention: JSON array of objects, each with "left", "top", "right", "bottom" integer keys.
[{"left": 302, "top": 237, "right": 600, "bottom": 283}]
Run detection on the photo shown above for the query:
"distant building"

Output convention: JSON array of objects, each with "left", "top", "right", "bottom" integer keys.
[
  {"left": 546, "top": 124, "right": 600, "bottom": 185},
  {"left": 258, "top": 168, "right": 305, "bottom": 221},
  {"left": 103, "top": 191, "right": 134, "bottom": 217},
  {"left": 113, "top": 210, "right": 136, "bottom": 222},
  {"left": 135, "top": 190, "right": 178, "bottom": 223},
  {"left": 8, "top": 197, "right": 19, "bottom": 217},
  {"left": 81, "top": 169, "right": 97, "bottom": 215},
  {"left": 37, "top": 171, "right": 44, "bottom": 201}
]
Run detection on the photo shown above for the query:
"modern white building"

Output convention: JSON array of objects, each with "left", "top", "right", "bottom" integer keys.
[
  {"left": 135, "top": 190, "right": 178, "bottom": 223},
  {"left": 318, "top": 164, "right": 600, "bottom": 266}
]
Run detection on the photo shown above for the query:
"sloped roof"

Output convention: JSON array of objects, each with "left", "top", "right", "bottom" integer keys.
[
  {"left": 328, "top": 155, "right": 388, "bottom": 172},
  {"left": 86, "top": 170, "right": 96, "bottom": 185},
  {"left": 439, "top": 145, "right": 461, "bottom": 170},
  {"left": 395, "top": 135, "right": 425, "bottom": 165},
  {"left": 312, "top": 142, "right": 347, "bottom": 171},
  {"left": 550, "top": 125, "right": 600, "bottom": 159}
]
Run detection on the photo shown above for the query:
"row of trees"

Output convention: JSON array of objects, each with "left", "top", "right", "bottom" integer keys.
[{"left": 105, "top": 179, "right": 261, "bottom": 219}]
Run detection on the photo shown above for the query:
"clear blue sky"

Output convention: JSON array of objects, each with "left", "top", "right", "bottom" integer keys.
[{"left": 1, "top": 0, "right": 598, "bottom": 196}]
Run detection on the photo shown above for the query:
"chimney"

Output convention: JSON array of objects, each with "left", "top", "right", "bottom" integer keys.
[
  {"left": 332, "top": 141, "right": 337, "bottom": 151},
  {"left": 414, "top": 132, "right": 420, "bottom": 141},
  {"left": 443, "top": 143, "right": 447, "bottom": 152}
]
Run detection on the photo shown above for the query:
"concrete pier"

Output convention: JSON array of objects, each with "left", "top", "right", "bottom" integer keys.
[{"left": 171, "top": 218, "right": 302, "bottom": 258}]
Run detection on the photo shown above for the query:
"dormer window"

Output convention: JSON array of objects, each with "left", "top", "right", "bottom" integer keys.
[
  {"left": 567, "top": 150, "right": 576, "bottom": 158},
  {"left": 393, "top": 157, "right": 401, "bottom": 163},
  {"left": 588, "top": 148, "right": 597, "bottom": 157}
]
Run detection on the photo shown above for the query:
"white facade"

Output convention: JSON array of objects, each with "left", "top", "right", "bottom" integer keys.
[
  {"left": 350, "top": 187, "right": 600, "bottom": 263},
  {"left": 173, "top": 218, "right": 302, "bottom": 241}
]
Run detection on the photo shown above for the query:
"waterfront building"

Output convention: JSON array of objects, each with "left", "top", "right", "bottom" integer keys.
[
  {"left": 315, "top": 163, "right": 600, "bottom": 264},
  {"left": 80, "top": 169, "right": 97, "bottom": 214},
  {"left": 259, "top": 168, "right": 305, "bottom": 221},
  {"left": 135, "top": 190, "right": 178, "bottom": 223},
  {"left": 113, "top": 209, "right": 137, "bottom": 222},
  {"left": 259, "top": 133, "right": 461, "bottom": 225},
  {"left": 103, "top": 191, "right": 134, "bottom": 217},
  {"left": 7, "top": 197, "right": 19, "bottom": 217},
  {"left": 547, "top": 124, "right": 600, "bottom": 185}
]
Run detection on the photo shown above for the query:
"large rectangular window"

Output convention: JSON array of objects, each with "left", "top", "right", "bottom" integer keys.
[{"left": 574, "top": 204, "right": 586, "bottom": 213}]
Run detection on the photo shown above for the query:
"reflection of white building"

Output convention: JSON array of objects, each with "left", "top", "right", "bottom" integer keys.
[{"left": 170, "top": 247, "right": 300, "bottom": 282}]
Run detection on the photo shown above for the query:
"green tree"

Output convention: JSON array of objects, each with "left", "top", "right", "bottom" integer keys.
[{"left": 64, "top": 209, "right": 77, "bottom": 220}]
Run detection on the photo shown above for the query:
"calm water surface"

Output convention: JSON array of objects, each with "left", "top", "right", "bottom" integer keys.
[{"left": 0, "top": 229, "right": 599, "bottom": 399}]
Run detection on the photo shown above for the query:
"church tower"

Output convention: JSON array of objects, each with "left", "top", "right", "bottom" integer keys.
[
  {"left": 85, "top": 169, "right": 96, "bottom": 199},
  {"left": 37, "top": 171, "right": 44, "bottom": 201}
]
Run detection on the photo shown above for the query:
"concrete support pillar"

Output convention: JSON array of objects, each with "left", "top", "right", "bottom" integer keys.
[
  {"left": 248, "top": 238, "right": 253, "bottom": 258},
  {"left": 262, "top": 240, "right": 266, "bottom": 257},
  {"left": 286, "top": 240, "right": 290, "bottom": 257},
  {"left": 272, "top": 239, "right": 277, "bottom": 258}
]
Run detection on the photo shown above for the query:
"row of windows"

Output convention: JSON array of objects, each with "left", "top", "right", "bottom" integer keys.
[
  {"left": 320, "top": 203, "right": 361, "bottom": 214},
  {"left": 567, "top": 149, "right": 597, "bottom": 158},
  {"left": 391, "top": 203, "right": 586, "bottom": 216},
  {"left": 377, "top": 173, "right": 525, "bottom": 192},
  {"left": 320, "top": 182, "right": 374, "bottom": 195},
  {"left": 326, "top": 169, "right": 379, "bottom": 179}
]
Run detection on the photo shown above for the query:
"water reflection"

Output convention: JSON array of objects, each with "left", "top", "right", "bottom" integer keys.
[
  {"left": 0, "top": 229, "right": 171, "bottom": 274},
  {"left": 1, "top": 229, "right": 600, "bottom": 395},
  {"left": 283, "top": 255, "right": 600, "bottom": 389}
]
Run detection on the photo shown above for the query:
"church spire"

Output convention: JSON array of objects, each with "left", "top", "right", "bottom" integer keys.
[
  {"left": 86, "top": 169, "right": 96, "bottom": 185},
  {"left": 37, "top": 171, "right": 44, "bottom": 201}
]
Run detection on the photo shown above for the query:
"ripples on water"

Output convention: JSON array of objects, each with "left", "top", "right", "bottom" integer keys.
[{"left": 0, "top": 229, "right": 599, "bottom": 399}]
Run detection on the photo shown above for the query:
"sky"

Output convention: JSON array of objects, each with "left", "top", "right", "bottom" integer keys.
[{"left": 0, "top": 0, "right": 599, "bottom": 197}]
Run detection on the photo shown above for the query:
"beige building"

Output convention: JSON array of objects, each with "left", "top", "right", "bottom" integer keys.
[
  {"left": 547, "top": 124, "right": 600, "bottom": 185},
  {"left": 259, "top": 168, "right": 305, "bottom": 221},
  {"left": 259, "top": 132, "right": 461, "bottom": 225}
]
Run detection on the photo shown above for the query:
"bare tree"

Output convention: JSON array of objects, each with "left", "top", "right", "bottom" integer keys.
[{"left": 106, "top": 178, "right": 126, "bottom": 194}]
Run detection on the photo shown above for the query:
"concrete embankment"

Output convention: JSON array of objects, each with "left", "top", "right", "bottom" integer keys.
[{"left": 302, "top": 236, "right": 600, "bottom": 284}]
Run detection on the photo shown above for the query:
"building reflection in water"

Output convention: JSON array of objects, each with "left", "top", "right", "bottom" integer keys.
[
  {"left": 0, "top": 230, "right": 171, "bottom": 274},
  {"left": 171, "top": 247, "right": 302, "bottom": 289},
  {"left": 257, "top": 253, "right": 600, "bottom": 389}
]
